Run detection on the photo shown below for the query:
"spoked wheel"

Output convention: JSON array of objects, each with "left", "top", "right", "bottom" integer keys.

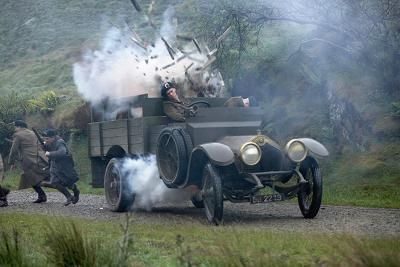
[
  {"left": 201, "top": 162, "right": 223, "bottom": 225},
  {"left": 156, "top": 127, "right": 192, "bottom": 188},
  {"left": 104, "top": 158, "right": 135, "bottom": 212},
  {"left": 297, "top": 157, "right": 322, "bottom": 218}
]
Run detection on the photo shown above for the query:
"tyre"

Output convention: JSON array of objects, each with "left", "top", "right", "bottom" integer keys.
[
  {"left": 104, "top": 158, "right": 135, "bottom": 212},
  {"left": 297, "top": 157, "right": 322, "bottom": 218},
  {"left": 202, "top": 162, "right": 223, "bottom": 225},
  {"left": 156, "top": 127, "right": 192, "bottom": 188}
]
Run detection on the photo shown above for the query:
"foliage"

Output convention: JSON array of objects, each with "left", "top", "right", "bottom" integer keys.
[
  {"left": 0, "top": 228, "right": 28, "bottom": 267},
  {"left": 391, "top": 102, "right": 400, "bottom": 117},
  {"left": 25, "top": 90, "right": 60, "bottom": 113},
  {"left": 0, "top": 90, "right": 62, "bottom": 156},
  {"left": 117, "top": 213, "right": 136, "bottom": 267},
  {"left": 1, "top": 213, "right": 400, "bottom": 267},
  {"left": 329, "top": 236, "right": 400, "bottom": 267},
  {"left": 44, "top": 221, "right": 99, "bottom": 267},
  {"left": 0, "top": 121, "right": 14, "bottom": 156}
]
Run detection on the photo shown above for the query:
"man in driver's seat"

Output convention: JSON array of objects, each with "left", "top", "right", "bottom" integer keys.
[{"left": 161, "top": 82, "right": 196, "bottom": 122}]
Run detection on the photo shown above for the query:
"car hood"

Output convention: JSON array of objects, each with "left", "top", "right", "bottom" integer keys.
[{"left": 217, "top": 135, "right": 281, "bottom": 154}]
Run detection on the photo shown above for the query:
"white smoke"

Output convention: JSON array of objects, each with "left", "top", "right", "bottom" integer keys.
[
  {"left": 73, "top": 6, "right": 226, "bottom": 115},
  {"left": 121, "top": 155, "right": 194, "bottom": 211}
]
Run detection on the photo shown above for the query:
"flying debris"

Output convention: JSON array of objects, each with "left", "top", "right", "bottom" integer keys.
[
  {"left": 162, "top": 62, "right": 176, "bottom": 69},
  {"left": 207, "top": 48, "right": 218, "bottom": 59},
  {"left": 185, "top": 63, "right": 194, "bottom": 72},
  {"left": 130, "top": 0, "right": 142, "bottom": 12},
  {"left": 192, "top": 38, "right": 202, "bottom": 54},
  {"left": 201, "top": 56, "right": 216, "bottom": 71},
  {"left": 130, "top": 37, "right": 147, "bottom": 51},
  {"left": 176, "top": 35, "right": 194, "bottom": 41},
  {"left": 147, "top": 0, "right": 156, "bottom": 28},
  {"left": 161, "top": 37, "right": 176, "bottom": 60},
  {"left": 176, "top": 55, "right": 186, "bottom": 62},
  {"left": 216, "top": 26, "right": 232, "bottom": 45}
]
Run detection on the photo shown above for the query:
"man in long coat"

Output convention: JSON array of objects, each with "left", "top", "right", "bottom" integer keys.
[
  {"left": 43, "top": 129, "right": 80, "bottom": 206},
  {"left": 8, "top": 120, "right": 49, "bottom": 203},
  {"left": 0, "top": 155, "right": 10, "bottom": 207}
]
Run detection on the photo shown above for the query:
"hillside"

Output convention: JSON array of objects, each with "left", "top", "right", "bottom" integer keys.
[{"left": 0, "top": 0, "right": 399, "bottom": 208}]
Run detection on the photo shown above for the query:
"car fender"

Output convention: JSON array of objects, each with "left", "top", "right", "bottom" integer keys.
[
  {"left": 297, "top": 138, "right": 329, "bottom": 157},
  {"left": 182, "top": 143, "right": 235, "bottom": 188}
]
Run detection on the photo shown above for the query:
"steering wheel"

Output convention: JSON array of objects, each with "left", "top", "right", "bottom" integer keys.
[{"left": 188, "top": 100, "right": 211, "bottom": 111}]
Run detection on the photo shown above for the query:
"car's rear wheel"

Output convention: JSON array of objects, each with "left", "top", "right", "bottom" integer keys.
[
  {"left": 202, "top": 162, "right": 223, "bottom": 225},
  {"left": 104, "top": 158, "right": 135, "bottom": 212},
  {"left": 297, "top": 157, "right": 322, "bottom": 218},
  {"left": 156, "top": 127, "right": 192, "bottom": 188}
]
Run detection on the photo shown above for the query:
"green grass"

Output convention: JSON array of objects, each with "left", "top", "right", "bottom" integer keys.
[
  {"left": 323, "top": 141, "right": 400, "bottom": 208},
  {"left": 0, "top": 213, "right": 399, "bottom": 267}
]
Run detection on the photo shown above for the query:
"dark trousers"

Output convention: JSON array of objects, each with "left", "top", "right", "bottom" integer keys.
[
  {"left": 32, "top": 183, "right": 46, "bottom": 199},
  {"left": 0, "top": 185, "right": 10, "bottom": 207},
  {"left": 52, "top": 183, "right": 79, "bottom": 199},
  {"left": 0, "top": 185, "right": 10, "bottom": 197}
]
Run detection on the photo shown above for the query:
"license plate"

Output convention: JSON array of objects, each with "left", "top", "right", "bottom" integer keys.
[{"left": 251, "top": 194, "right": 285, "bottom": 204}]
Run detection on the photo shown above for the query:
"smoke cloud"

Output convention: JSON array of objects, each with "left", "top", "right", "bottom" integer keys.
[
  {"left": 120, "top": 155, "right": 193, "bottom": 211},
  {"left": 73, "top": 6, "right": 226, "bottom": 119}
]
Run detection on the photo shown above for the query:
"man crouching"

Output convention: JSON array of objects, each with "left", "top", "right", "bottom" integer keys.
[{"left": 43, "top": 129, "right": 80, "bottom": 206}]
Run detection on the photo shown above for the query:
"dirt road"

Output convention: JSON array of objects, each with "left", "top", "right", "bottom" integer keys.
[{"left": 1, "top": 191, "right": 399, "bottom": 237}]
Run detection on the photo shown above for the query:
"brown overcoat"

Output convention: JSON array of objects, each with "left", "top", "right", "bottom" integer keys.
[
  {"left": 163, "top": 99, "right": 191, "bottom": 122},
  {"left": 8, "top": 128, "right": 49, "bottom": 189}
]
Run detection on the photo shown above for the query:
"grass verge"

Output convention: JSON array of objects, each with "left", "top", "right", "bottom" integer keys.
[{"left": 0, "top": 213, "right": 399, "bottom": 267}]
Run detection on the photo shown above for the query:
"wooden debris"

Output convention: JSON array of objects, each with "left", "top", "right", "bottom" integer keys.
[
  {"left": 216, "top": 26, "right": 232, "bottom": 44},
  {"left": 201, "top": 56, "right": 216, "bottom": 70},
  {"left": 161, "top": 37, "right": 176, "bottom": 60},
  {"left": 176, "top": 35, "right": 193, "bottom": 41},
  {"left": 162, "top": 62, "right": 176, "bottom": 69},
  {"left": 192, "top": 38, "right": 202, "bottom": 53},
  {"left": 130, "top": 0, "right": 142, "bottom": 12}
]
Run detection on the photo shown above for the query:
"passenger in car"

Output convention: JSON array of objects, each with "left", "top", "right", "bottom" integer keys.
[
  {"left": 161, "top": 82, "right": 196, "bottom": 122},
  {"left": 224, "top": 96, "right": 258, "bottom": 107}
]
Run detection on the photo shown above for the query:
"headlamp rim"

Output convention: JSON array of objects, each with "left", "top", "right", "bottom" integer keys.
[
  {"left": 285, "top": 139, "right": 308, "bottom": 162},
  {"left": 239, "top": 141, "right": 261, "bottom": 166}
]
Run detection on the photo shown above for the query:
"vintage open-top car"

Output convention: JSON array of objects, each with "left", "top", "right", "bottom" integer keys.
[{"left": 88, "top": 94, "right": 328, "bottom": 224}]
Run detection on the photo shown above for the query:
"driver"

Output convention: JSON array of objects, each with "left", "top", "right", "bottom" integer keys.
[{"left": 161, "top": 82, "right": 196, "bottom": 122}]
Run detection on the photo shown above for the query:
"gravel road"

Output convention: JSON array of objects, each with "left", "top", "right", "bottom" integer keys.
[{"left": 1, "top": 190, "right": 399, "bottom": 237}]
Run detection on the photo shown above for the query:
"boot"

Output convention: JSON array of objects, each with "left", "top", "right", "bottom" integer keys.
[
  {"left": 53, "top": 183, "right": 73, "bottom": 206},
  {"left": 0, "top": 196, "right": 8, "bottom": 207},
  {"left": 64, "top": 196, "right": 74, "bottom": 206},
  {"left": 71, "top": 184, "right": 80, "bottom": 204},
  {"left": 32, "top": 184, "right": 47, "bottom": 203},
  {"left": 0, "top": 186, "right": 10, "bottom": 197}
]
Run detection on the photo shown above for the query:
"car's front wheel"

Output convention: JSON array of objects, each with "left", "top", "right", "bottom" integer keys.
[
  {"left": 202, "top": 162, "right": 223, "bottom": 225},
  {"left": 104, "top": 158, "right": 135, "bottom": 212},
  {"left": 297, "top": 157, "right": 322, "bottom": 218}
]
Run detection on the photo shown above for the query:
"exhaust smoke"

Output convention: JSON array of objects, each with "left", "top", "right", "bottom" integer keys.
[{"left": 120, "top": 155, "right": 193, "bottom": 211}]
